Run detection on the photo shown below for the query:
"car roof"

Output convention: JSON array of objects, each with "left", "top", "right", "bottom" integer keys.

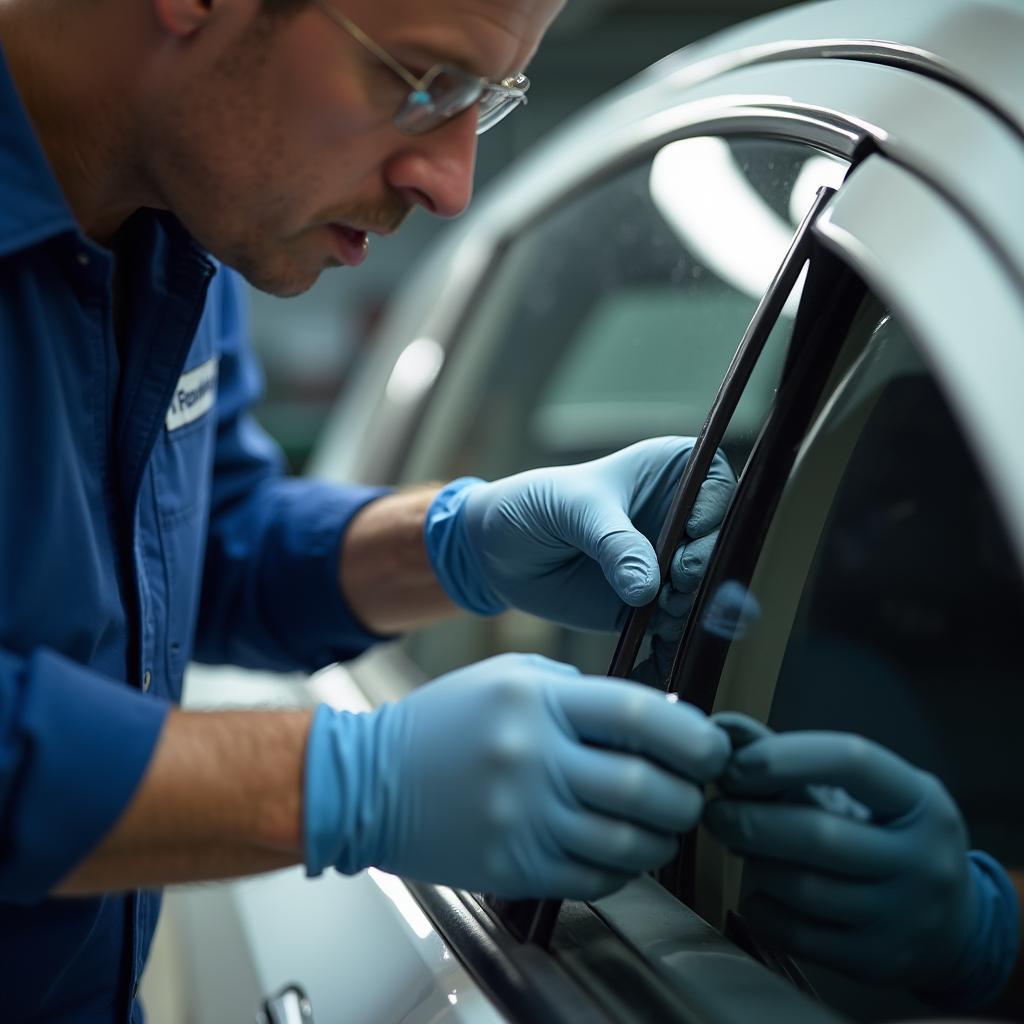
[{"left": 638, "top": 0, "right": 1024, "bottom": 137}]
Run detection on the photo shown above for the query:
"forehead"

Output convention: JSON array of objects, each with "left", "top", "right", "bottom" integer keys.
[{"left": 352, "top": 0, "right": 565, "bottom": 78}]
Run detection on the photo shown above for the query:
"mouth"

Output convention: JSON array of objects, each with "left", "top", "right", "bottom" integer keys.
[{"left": 327, "top": 224, "right": 371, "bottom": 267}]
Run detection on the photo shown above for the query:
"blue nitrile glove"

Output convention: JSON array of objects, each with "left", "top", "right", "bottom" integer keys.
[
  {"left": 704, "top": 717, "right": 1020, "bottom": 1008},
  {"left": 425, "top": 437, "right": 736, "bottom": 632},
  {"left": 305, "top": 653, "right": 730, "bottom": 899}
]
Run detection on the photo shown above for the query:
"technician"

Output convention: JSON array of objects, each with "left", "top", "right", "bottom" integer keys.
[{"left": 0, "top": 0, "right": 735, "bottom": 1019}]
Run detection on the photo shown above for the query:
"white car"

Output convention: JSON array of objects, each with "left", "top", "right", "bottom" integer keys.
[{"left": 162, "top": 0, "right": 1024, "bottom": 1020}]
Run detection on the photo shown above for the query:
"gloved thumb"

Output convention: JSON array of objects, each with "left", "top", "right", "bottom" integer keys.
[{"left": 583, "top": 506, "right": 660, "bottom": 607}]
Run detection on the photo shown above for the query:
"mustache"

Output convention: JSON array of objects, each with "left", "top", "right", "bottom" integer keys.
[{"left": 320, "top": 198, "right": 413, "bottom": 233}]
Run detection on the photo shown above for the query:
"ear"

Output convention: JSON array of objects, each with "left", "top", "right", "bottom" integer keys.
[{"left": 151, "top": 0, "right": 218, "bottom": 37}]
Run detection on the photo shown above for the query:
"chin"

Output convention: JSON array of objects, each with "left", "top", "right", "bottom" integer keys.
[{"left": 222, "top": 247, "right": 331, "bottom": 298}]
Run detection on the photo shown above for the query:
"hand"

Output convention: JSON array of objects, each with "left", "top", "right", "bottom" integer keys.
[
  {"left": 425, "top": 437, "right": 736, "bottom": 632},
  {"left": 704, "top": 717, "right": 1019, "bottom": 1006},
  {"left": 305, "top": 653, "right": 730, "bottom": 899}
]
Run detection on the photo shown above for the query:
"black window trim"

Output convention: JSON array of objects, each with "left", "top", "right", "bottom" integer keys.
[
  {"left": 661, "top": 247, "right": 870, "bottom": 915},
  {"left": 486, "top": 184, "right": 843, "bottom": 953}
]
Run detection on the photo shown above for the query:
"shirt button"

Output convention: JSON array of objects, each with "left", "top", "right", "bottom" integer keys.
[
  {"left": 142, "top": 670, "right": 152, "bottom": 693},
  {"left": 75, "top": 251, "right": 90, "bottom": 267}
]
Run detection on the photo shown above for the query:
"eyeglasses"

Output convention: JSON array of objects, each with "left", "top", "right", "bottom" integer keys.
[{"left": 313, "top": 0, "right": 530, "bottom": 136}]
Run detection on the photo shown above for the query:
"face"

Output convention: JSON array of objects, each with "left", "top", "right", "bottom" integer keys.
[{"left": 138, "top": 0, "right": 563, "bottom": 296}]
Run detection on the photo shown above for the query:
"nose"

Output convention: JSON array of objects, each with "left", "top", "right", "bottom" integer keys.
[{"left": 382, "top": 107, "right": 479, "bottom": 218}]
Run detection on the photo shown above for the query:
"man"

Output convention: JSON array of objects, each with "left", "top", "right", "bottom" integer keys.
[{"left": 0, "top": 0, "right": 736, "bottom": 1018}]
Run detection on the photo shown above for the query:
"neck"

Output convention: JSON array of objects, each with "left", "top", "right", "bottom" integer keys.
[{"left": 0, "top": 1, "right": 156, "bottom": 243}]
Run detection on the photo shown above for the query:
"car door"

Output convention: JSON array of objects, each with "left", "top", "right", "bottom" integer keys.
[{"left": 339, "top": 59, "right": 1024, "bottom": 1024}]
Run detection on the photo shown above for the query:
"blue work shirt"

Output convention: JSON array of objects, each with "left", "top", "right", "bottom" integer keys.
[{"left": 0, "top": 44, "right": 387, "bottom": 1021}]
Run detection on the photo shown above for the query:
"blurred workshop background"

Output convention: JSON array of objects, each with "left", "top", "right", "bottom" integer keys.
[{"left": 245, "top": 0, "right": 796, "bottom": 471}]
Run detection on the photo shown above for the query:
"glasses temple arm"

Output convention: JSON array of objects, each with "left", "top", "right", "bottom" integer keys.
[{"left": 315, "top": 0, "right": 429, "bottom": 92}]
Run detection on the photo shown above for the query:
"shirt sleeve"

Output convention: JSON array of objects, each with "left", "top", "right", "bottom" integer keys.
[
  {"left": 0, "top": 647, "right": 169, "bottom": 902},
  {"left": 193, "top": 267, "right": 393, "bottom": 672}
]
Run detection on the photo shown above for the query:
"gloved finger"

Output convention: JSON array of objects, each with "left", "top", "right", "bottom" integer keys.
[
  {"left": 714, "top": 715, "right": 870, "bottom": 822},
  {"left": 657, "top": 579, "right": 696, "bottom": 618},
  {"left": 575, "top": 505, "right": 660, "bottom": 608},
  {"left": 628, "top": 634, "right": 679, "bottom": 686},
  {"left": 745, "top": 858, "right": 891, "bottom": 927},
  {"left": 561, "top": 744, "right": 705, "bottom": 834},
  {"left": 712, "top": 711, "right": 772, "bottom": 750},
  {"left": 685, "top": 451, "right": 737, "bottom": 538},
  {"left": 721, "top": 732, "right": 925, "bottom": 822},
  {"left": 668, "top": 533, "right": 719, "bottom": 594},
  {"left": 704, "top": 799, "right": 905, "bottom": 878},
  {"left": 736, "top": 891, "right": 869, "bottom": 976},
  {"left": 647, "top": 598, "right": 691, "bottom": 643},
  {"left": 555, "top": 678, "right": 730, "bottom": 782},
  {"left": 554, "top": 808, "right": 678, "bottom": 876}
]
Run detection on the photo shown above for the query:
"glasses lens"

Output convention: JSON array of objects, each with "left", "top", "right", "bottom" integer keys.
[{"left": 395, "top": 66, "right": 482, "bottom": 135}]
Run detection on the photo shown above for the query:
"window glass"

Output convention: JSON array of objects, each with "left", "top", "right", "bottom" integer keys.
[
  {"left": 399, "top": 137, "right": 847, "bottom": 681},
  {"left": 689, "top": 296, "right": 1024, "bottom": 1020}
]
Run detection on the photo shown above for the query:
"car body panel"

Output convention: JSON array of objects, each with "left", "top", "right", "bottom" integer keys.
[
  {"left": 644, "top": 0, "right": 1024, "bottom": 135},
  {"left": 814, "top": 156, "right": 1024, "bottom": 568}
]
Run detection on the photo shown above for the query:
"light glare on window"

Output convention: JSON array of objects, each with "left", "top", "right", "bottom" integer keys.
[
  {"left": 386, "top": 337, "right": 445, "bottom": 404},
  {"left": 650, "top": 136, "right": 822, "bottom": 317}
]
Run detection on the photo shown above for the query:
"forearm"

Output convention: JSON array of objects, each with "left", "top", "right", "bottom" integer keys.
[
  {"left": 340, "top": 486, "right": 460, "bottom": 634},
  {"left": 55, "top": 707, "right": 314, "bottom": 894}
]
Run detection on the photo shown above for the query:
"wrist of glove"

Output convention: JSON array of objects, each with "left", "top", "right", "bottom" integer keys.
[
  {"left": 927, "top": 850, "right": 1020, "bottom": 1010},
  {"left": 705, "top": 714, "right": 1020, "bottom": 1007},
  {"left": 304, "top": 653, "right": 729, "bottom": 899},
  {"left": 424, "top": 477, "right": 507, "bottom": 616}
]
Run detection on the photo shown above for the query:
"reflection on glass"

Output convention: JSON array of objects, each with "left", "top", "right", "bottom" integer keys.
[
  {"left": 385, "top": 337, "right": 446, "bottom": 403},
  {"left": 692, "top": 299, "right": 1024, "bottom": 1020},
  {"left": 651, "top": 137, "right": 807, "bottom": 317},
  {"left": 701, "top": 580, "right": 762, "bottom": 642}
]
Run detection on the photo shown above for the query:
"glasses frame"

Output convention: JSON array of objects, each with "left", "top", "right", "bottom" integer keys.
[{"left": 313, "top": 0, "right": 530, "bottom": 135}]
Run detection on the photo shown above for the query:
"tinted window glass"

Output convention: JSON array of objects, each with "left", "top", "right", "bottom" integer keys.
[
  {"left": 399, "top": 137, "right": 847, "bottom": 681},
  {"left": 689, "top": 298, "right": 1024, "bottom": 1019}
]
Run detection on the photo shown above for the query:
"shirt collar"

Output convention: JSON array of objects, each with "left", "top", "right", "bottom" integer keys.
[{"left": 0, "top": 38, "right": 83, "bottom": 258}]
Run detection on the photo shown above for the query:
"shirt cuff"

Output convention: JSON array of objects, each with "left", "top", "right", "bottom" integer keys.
[{"left": 0, "top": 648, "right": 170, "bottom": 902}]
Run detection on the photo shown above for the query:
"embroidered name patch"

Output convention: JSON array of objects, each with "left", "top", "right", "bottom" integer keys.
[{"left": 166, "top": 356, "right": 219, "bottom": 432}]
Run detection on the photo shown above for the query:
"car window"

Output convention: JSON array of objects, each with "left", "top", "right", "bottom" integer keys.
[
  {"left": 684, "top": 295, "right": 1024, "bottom": 1020},
  {"left": 398, "top": 136, "right": 848, "bottom": 681}
]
